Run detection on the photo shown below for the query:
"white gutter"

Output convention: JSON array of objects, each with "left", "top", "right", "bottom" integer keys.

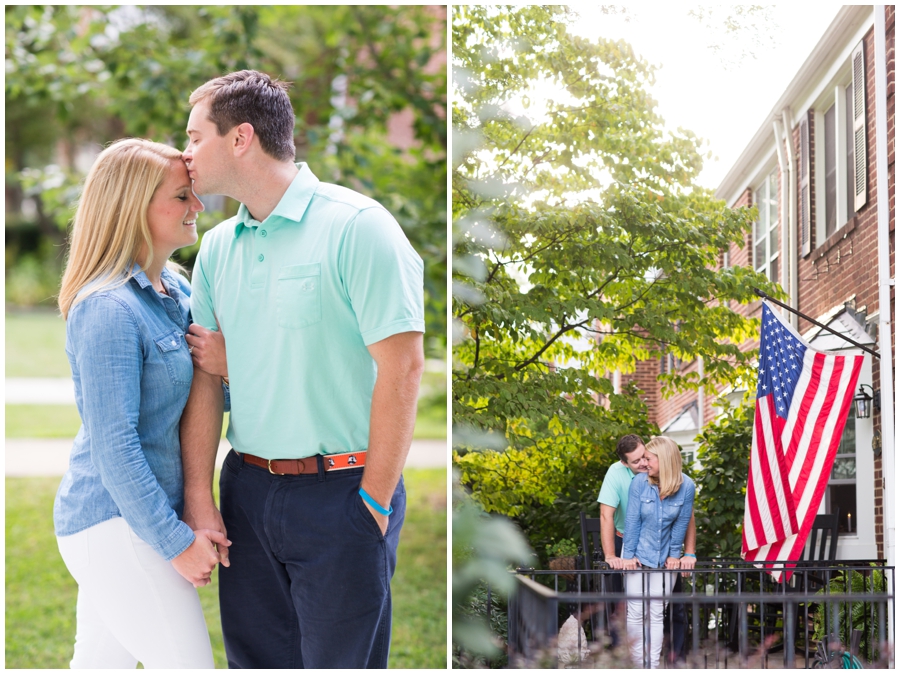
[
  {"left": 874, "top": 6, "right": 895, "bottom": 580},
  {"left": 772, "top": 119, "right": 789, "bottom": 299},
  {"left": 782, "top": 109, "right": 799, "bottom": 329}
]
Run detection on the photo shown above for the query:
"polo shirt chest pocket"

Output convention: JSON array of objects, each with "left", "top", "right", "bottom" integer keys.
[
  {"left": 154, "top": 329, "right": 192, "bottom": 386},
  {"left": 277, "top": 263, "right": 322, "bottom": 329}
]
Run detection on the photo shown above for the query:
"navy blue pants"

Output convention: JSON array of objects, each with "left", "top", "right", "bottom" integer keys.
[{"left": 218, "top": 449, "right": 406, "bottom": 669}]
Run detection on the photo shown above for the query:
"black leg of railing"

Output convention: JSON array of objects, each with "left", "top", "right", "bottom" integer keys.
[
  {"left": 740, "top": 599, "right": 748, "bottom": 667},
  {"left": 784, "top": 598, "right": 795, "bottom": 668}
]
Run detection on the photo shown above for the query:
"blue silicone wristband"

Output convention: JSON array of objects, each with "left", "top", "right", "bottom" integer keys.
[
  {"left": 683, "top": 553, "right": 697, "bottom": 558},
  {"left": 359, "top": 487, "right": 393, "bottom": 516}
]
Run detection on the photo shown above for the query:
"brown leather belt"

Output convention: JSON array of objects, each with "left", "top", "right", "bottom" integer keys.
[{"left": 238, "top": 450, "right": 366, "bottom": 475}]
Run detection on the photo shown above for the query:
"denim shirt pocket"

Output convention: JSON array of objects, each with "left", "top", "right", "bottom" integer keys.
[
  {"left": 154, "top": 329, "right": 192, "bottom": 386},
  {"left": 662, "top": 498, "right": 685, "bottom": 524},
  {"left": 277, "top": 263, "right": 322, "bottom": 329}
]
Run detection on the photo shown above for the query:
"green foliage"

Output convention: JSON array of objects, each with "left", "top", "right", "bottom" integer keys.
[
  {"left": 452, "top": 471, "right": 535, "bottom": 663},
  {"left": 693, "top": 399, "right": 753, "bottom": 559},
  {"left": 812, "top": 566, "right": 886, "bottom": 663},
  {"left": 545, "top": 538, "right": 578, "bottom": 558},
  {"left": 452, "top": 6, "right": 777, "bottom": 551},
  {"left": 452, "top": 582, "right": 509, "bottom": 669},
  {"left": 5, "top": 6, "right": 446, "bottom": 352}
]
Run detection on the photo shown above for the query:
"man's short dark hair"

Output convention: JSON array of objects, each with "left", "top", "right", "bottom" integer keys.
[
  {"left": 615, "top": 434, "right": 645, "bottom": 462},
  {"left": 190, "top": 70, "right": 296, "bottom": 162}
]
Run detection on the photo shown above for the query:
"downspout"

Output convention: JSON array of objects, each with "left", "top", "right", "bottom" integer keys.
[
  {"left": 773, "top": 119, "right": 790, "bottom": 299},
  {"left": 782, "top": 108, "right": 799, "bottom": 328},
  {"left": 874, "top": 6, "right": 896, "bottom": 577}
]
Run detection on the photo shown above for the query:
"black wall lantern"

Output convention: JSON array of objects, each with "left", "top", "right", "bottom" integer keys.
[{"left": 853, "top": 384, "right": 880, "bottom": 419}]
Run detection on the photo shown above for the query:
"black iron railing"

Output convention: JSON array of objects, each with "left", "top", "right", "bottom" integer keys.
[{"left": 506, "top": 561, "right": 894, "bottom": 669}]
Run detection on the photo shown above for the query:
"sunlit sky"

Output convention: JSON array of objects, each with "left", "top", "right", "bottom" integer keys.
[{"left": 569, "top": 3, "right": 847, "bottom": 190}]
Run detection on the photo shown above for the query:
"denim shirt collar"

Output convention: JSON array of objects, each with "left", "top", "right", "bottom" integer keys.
[{"left": 128, "top": 264, "right": 187, "bottom": 304}]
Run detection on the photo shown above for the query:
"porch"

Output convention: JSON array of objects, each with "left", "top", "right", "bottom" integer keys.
[{"left": 506, "top": 561, "right": 894, "bottom": 668}]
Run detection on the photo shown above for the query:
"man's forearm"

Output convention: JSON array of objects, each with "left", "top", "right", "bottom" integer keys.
[
  {"left": 180, "top": 368, "right": 225, "bottom": 510},
  {"left": 683, "top": 511, "right": 697, "bottom": 554},
  {"left": 599, "top": 506, "right": 617, "bottom": 560},
  {"left": 359, "top": 355, "right": 423, "bottom": 507}
]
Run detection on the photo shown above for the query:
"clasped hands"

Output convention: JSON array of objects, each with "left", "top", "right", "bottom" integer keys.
[{"left": 172, "top": 503, "right": 231, "bottom": 588}]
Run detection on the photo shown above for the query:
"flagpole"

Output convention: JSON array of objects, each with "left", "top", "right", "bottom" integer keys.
[{"left": 752, "top": 288, "right": 881, "bottom": 359}]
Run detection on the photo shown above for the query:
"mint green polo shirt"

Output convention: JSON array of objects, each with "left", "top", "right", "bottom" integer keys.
[
  {"left": 597, "top": 461, "right": 637, "bottom": 535},
  {"left": 190, "top": 163, "right": 425, "bottom": 460}
]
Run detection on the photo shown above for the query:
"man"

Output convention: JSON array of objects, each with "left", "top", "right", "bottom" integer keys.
[
  {"left": 179, "top": 70, "right": 425, "bottom": 669},
  {"left": 597, "top": 434, "right": 696, "bottom": 661}
]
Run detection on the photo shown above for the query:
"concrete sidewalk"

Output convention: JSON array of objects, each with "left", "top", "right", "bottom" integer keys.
[{"left": 5, "top": 438, "right": 447, "bottom": 477}]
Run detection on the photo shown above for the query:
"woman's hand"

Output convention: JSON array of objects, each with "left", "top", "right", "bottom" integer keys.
[
  {"left": 622, "top": 557, "right": 640, "bottom": 570},
  {"left": 171, "top": 529, "right": 231, "bottom": 588},
  {"left": 665, "top": 556, "right": 681, "bottom": 570},
  {"left": 186, "top": 323, "right": 227, "bottom": 377}
]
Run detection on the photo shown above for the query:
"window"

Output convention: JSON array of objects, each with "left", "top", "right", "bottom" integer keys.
[
  {"left": 819, "top": 84, "right": 855, "bottom": 240},
  {"left": 753, "top": 169, "right": 779, "bottom": 282},
  {"left": 826, "top": 407, "right": 856, "bottom": 534},
  {"left": 812, "top": 40, "right": 866, "bottom": 247}
]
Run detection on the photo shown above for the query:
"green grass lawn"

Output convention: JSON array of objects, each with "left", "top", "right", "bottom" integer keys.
[
  {"left": 5, "top": 467, "right": 446, "bottom": 669},
  {"left": 6, "top": 310, "right": 70, "bottom": 378}
]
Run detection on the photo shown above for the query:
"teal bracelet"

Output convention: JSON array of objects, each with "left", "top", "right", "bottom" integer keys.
[
  {"left": 359, "top": 487, "right": 393, "bottom": 516},
  {"left": 683, "top": 553, "right": 696, "bottom": 558}
]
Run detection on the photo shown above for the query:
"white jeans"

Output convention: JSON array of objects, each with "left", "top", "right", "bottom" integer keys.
[
  {"left": 625, "top": 568, "right": 675, "bottom": 669},
  {"left": 57, "top": 517, "right": 214, "bottom": 669}
]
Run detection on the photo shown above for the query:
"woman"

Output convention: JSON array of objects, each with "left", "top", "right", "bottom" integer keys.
[
  {"left": 54, "top": 138, "right": 228, "bottom": 668},
  {"left": 620, "top": 436, "right": 695, "bottom": 669}
]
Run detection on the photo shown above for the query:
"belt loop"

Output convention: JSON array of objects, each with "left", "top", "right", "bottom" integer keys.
[{"left": 316, "top": 454, "right": 325, "bottom": 481}]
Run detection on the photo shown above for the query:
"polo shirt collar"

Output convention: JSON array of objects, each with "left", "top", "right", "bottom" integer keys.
[{"left": 233, "top": 162, "right": 320, "bottom": 237}]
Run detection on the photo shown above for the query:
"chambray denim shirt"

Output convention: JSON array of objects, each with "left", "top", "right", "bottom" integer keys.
[
  {"left": 54, "top": 266, "right": 197, "bottom": 561},
  {"left": 621, "top": 472, "right": 695, "bottom": 568}
]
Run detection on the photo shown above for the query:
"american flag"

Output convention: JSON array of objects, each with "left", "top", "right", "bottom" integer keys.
[{"left": 742, "top": 301, "right": 863, "bottom": 581}]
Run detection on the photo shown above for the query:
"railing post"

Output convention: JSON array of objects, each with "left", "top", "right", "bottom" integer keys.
[{"left": 784, "top": 597, "right": 796, "bottom": 668}]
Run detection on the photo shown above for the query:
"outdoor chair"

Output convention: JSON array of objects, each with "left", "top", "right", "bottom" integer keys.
[
  {"left": 578, "top": 511, "right": 603, "bottom": 571},
  {"left": 734, "top": 510, "right": 841, "bottom": 662}
]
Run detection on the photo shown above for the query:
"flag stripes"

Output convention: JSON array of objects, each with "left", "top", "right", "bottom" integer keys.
[{"left": 742, "top": 302, "right": 863, "bottom": 582}]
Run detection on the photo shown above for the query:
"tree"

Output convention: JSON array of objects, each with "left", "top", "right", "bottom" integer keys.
[
  {"left": 5, "top": 5, "right": 446, "bottom": 350},
  {"left": 692, "top": 398, "right": 753, "bottom": 559},
  {"left": 452, "top": 5, "right": 776, "bottom": 550}
]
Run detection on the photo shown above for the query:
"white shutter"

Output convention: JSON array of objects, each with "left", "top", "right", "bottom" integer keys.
[
  {"left": 800, "top": 115, "right": 811, "bottom": 257},
  {"left": 851, "top": 40, "right": 867, "bottom": 211}
]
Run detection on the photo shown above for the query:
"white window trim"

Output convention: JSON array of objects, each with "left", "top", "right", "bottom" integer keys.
[
  {"left": 753, "top": 168, "right": 780, "bottom": 281},
  {"left": 813, "top": 71, "right": 853, "bottom": 247}
]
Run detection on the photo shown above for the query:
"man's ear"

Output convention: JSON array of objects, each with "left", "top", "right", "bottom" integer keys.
[{"left": 232, "top": 122, "right": 255, "bottom": 157}]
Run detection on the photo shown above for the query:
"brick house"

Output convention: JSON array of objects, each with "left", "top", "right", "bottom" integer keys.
[{"left": 620, "top": 5, "right": 896, "bottom": 566}]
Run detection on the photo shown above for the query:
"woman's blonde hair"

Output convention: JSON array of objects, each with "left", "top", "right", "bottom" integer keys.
[
  {"left": 645, "top": 436, "right": 684, "bottom": 499},
  {"left": 58, "top": 138, "right": 184, "bottom": 318}
]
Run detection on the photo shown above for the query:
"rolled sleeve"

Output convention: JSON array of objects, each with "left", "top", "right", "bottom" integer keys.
[
  {"left": 338, "top": 207, "right": 425, "bottom": 346},
  {"left": 669, "top": 479, "right": 695, "bottom": 558},
  {"left": 69, "top": 297, "right": 194, "bottom": 560},
  {"left": 621, "top": 477, "right": 643, "bottom": 559}
]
